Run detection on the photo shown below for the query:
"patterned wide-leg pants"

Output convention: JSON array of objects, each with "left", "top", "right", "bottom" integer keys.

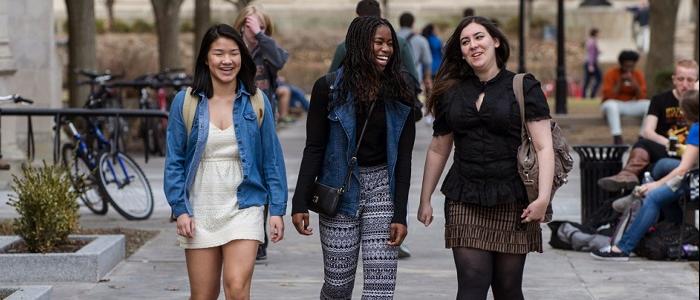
[{"left": 319, "top": 165, "right": 398, "bottom": 300}]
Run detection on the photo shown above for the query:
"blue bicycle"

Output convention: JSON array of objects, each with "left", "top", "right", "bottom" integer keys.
[{"left": 61, "top": 115, "right": 153, "bottom": 220}]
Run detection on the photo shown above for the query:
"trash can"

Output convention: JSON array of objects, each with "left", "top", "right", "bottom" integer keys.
[{"left": 573, "top": 145, "right": 629, "bottom": 225}]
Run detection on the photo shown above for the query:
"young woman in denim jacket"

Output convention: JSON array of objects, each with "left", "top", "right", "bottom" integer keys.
[
  {"left": 592, "top": 89, "right": 699, "bottom": 261},
  {"left": 164, "top": 24, "right": 287, "bottom": 299},
  {"left": 291, "top": 16, "right": 416, "bottom": 299}
]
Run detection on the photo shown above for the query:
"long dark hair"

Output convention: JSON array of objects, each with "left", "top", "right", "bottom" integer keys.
[
  {"left": 426, "top": 16, "right": 510, "bottom": 115},
  {"left": 191, "top": 24, "right": 257, "bottom": 98},
  {"left": 340, "top": 16, "right": 413, "bottom": 107}
]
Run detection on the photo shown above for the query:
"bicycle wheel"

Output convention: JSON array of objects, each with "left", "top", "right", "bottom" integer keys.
[
  {"left": 61, "top": 143, "right": 108, "bottom": 215},
  {"left": 98, "top": 151, "right": 154, "bottom": 220}
]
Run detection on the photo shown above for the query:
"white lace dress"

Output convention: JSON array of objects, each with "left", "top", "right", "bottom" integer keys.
[{"left": 178, "top": 123, "right": 265, "bottom": 249}]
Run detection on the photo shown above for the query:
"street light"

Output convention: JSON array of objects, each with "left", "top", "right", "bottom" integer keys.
[{"left": 555, "top": 0, "right": 567, "bottom": 114}]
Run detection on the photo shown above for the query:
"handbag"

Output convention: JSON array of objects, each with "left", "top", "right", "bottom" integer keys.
[
  {"left": 513, "top": 74, "right": 574, "bottom": 221},
  {"left": 307, "top": 101, "right": 377, "bottom": 217}
]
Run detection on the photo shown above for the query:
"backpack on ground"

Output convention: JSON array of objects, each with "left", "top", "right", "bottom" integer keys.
[
  {"left": 182, "top": 87, "right": 265, "bottom": 137},
  {"left": 634, "top": 221, "right": 699, "bottom": 260}
]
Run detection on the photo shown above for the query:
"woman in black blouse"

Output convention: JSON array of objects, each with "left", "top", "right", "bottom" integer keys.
[
  {"left": 291, "top": 16, "right": 416, "bottom": 299},
  {"left": 418, "top": 17, "right": 555, "bottom": 299}
]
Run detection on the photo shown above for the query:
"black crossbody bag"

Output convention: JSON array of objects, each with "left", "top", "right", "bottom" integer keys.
[{"left": 307, "top": 101, "right": 376, "bottom": 217}]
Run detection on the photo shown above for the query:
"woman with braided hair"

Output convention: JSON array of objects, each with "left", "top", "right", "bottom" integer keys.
[{"left": 291, "top": 16, "right": 416, "bottom": 299}]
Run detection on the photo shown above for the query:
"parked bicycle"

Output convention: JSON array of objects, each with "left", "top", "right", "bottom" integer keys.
[
  {"left": 61, "top": 111, "right": 154, "bottom": 220},
  {"left": 0, "top": 94, "right": 34, "bottom": 170}
]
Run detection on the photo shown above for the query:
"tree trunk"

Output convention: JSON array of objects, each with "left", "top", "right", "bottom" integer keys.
[
  {"left": 645, "top": 0, "right": 679, "bottom": 96},
  {"left": 65, "top": 0, "right": 97, "bottom": 108},
  {"left": 193, "top": 0, "right": 211, "bottom": 68},
  {"left": 694, "top": 0, "right": 698, "bottom": 63},
  {"left": 105, "top": 0, "right": 116, "bottom": 31},
  {"left": 151, "top": 0, "right": 184, "bottom": 71}
]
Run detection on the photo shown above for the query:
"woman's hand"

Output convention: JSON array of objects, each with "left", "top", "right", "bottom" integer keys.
[
  {"left": 521, "top": 199, "right": 549, "bottom": 223},
  {"left": 417, "top": 202, "right": 434, "bottom": 227},
  {"left": 634, "top": 181, "right": 661, "bottom": 197},
  {"left": 176, "top": 214, "right": 195, "bottom": 238},
  {"left": 245, "top": 15, "right": 262, "bottom": 35},
  {"left": 269, "top": 216, "right": 285, "bottom": 243},
  {"left": 292, "top": 212, "right": 314, "bottom": 235},
  {"left": 388, "top": 223, "right": 407, "bottom": 246}
]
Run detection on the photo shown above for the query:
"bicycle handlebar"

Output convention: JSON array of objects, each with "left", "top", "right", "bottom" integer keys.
[{"left": 0, "top": 94, "right": 34, "bottom": 104}]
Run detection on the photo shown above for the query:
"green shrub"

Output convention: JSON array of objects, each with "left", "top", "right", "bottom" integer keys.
[
  {"left": 111, "top": 19, "right": 132, "bottom": 33},
  {"left": 131, "top": 19, "right": 154, "bottom": 33},
  {"left": 95, "top": 19, "right": 107, "bottom": 34},
  {"left": 180, "top": 20, "right": 194, "bottom": 32},
  {"left": 8, "top": 163, "right": 80, "bottom": 253}
]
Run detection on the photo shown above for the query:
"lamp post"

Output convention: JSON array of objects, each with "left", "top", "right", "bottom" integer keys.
[
  {"left": 518, "top": 0, "right": 526, "bottom": 73},
  {"left": 555, "top": 0, "right": 567, "bottom": 114}
]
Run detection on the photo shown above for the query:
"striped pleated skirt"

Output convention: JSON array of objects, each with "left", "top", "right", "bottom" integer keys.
[{"left": 444, "top": 200, "right": 543, "bottom": 254}]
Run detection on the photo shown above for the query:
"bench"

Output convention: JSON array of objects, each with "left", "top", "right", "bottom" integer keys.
[{"left": 553, "top": 114, "right": 643, "bottom": 128}]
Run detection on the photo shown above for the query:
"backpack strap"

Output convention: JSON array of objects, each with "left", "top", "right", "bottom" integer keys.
[
  {"left": 183, "top": 87, "right": 198, "bottom": 138},
  {"left": 513, "top": 73, "right": 532, "bottom": 139},
  {"left": 250, "top": 88, "right": 265, "bottom": 128},
  {"left": 406, "top": 32, "right": 416, "bottom": 43}
]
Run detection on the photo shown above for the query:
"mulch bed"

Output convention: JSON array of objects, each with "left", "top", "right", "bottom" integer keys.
[{"left": 0, "top": 219, "right": 157, "bottom": 257}]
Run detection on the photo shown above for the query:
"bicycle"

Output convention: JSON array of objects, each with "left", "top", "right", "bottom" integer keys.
[
  {"left": 77, "top": 69, "right": 129, "bottom": 152},
  {"left": 0, "top": 94, "right": 34, "bottom": 170},
  {"left": 61, "top": 111, "right": 154, "bottom": 220}
]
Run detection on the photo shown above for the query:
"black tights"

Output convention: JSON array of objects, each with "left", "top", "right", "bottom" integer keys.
[{"left": 452, "top": 247, "right": 526, "bottom": 300}]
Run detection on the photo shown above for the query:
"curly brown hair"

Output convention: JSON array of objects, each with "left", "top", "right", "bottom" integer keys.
[{"left": 680, "top": 89, "right": 699, "bottom": 123}]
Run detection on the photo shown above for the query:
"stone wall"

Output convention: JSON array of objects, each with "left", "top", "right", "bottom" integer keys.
[{"left": 0, "top": 0, "right": 62, "bottom": 185}]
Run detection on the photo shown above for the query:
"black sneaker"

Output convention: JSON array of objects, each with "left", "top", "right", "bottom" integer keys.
[
  {"left": 256, "top": 245, "right": 267, "bottom": 261},
  {"left": 591, "top": 248, "right": 629, "bottom": 261}
]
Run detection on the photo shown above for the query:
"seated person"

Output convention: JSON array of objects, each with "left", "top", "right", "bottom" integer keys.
[
  {"left": 598, "top": 59, "right": 698, "bottom": 191},
  {"left": 591, "top": 90, "right": 699, "bottom": 261},
  {"left": 601, "top": 50, "right": 649, "bottom": 145},
  {"left": 276, "top": 77, "right": 309, "bottom": 123}
]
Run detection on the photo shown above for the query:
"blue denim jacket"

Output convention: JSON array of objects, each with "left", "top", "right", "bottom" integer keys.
[
  {"left": 164, "top": 83, "right": 287, "bottom": 218},
  {"left": 318, "top": 70, "right": 411, "bottom": 217}
]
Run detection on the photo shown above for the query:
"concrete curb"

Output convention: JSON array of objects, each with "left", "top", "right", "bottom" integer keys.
[
  {"left": 0, "top": 235, "right": 125, "bottom": 282},
  {"left": 0, "top": 286, "right": 52, "bottom": 300}
]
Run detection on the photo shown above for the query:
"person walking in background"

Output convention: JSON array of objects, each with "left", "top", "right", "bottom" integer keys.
[
  {"left": 582, "top": 28, "right": 601, "bottom": 99},
  {"left": 233, "top": 5, "right": 288, "bottom": 260},
  {"left": 598, "top": 59, "right": 697, "bottom": 192},
  {"left": 418, "top": 16, "right": 554, "bottom": 300},
  {"left": 627, "top": 0, "right": 650, "bottom": 53},
  {"left": 291, "top": 16, "right": 416, "bottom": 299},
  {"left": 422, "top": 23, "right": 443, "bottom": 82},
  {"left": 592, "top": 89, "right": 699, "bottom": 261},
  {"left": 601, "top": 50, "right": 649, "bottom": 145},
  {"left": 421, "top": 23, "right": 443, "bottom": 126},
  {"left": 398, "top": 12, "right": 433, "bottom": 94},
  {"left": 164, "top": 24, "right": 287, "bottom": 299},
  {"left": 276, "top": 76, "right": 310, "bottom": 124}
]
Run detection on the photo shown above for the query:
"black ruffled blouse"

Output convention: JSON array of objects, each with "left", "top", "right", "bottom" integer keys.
[{"left": 432, "top": 69, "right": 551, "bottom": 206}]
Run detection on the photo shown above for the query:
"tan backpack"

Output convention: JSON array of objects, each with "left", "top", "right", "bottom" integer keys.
[{"left": 182, "top": 87, "right": 265, "bottom": 137}]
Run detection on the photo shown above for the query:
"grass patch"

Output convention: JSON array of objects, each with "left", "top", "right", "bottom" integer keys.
[{"left": 0, "top": 219, "right": 157, "bottom": 258}]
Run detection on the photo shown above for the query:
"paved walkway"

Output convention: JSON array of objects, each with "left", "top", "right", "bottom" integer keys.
[{"left": 1, "top": 118, "right": 698, "bottom": 299}]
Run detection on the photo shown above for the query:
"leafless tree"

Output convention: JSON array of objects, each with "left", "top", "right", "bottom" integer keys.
[
  {"left": 65, "top": 0, "right": 97, "bottom": 108},
  {"left": 105, "top": 0, "right": 116, "bottom": 31},
  {"left": 223, "top": 0, "right": 255, "bottom": 13},
  {"left": 151, "top": 0, "right": 184, "bottom": 71},
  {"left": 645, "top": 0, "right": 680, "bottom": 96},
  {"left": 193, "top": 0, "right": 211, "bottom": 68}
]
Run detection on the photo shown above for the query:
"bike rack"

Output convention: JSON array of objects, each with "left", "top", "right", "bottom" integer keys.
[{"left": 0, "top": 107, "right": 168, "bottom": 164}]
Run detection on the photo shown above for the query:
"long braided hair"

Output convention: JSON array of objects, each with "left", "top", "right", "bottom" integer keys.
[{"left": 339, "top": 16, "right": 413, "bottom": 108}]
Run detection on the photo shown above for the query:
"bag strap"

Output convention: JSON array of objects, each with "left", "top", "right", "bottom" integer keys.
[
  {"left": 339, "top": 100, "right": 377, "bottom": 193},
  {"left": 183, "top": 87, "right": 198, "bottom": 138},
  {"left": 513, "top": 73, "right": 532, "bottom": 140},
  {"left": 250, "top": 88, "right": 265, "bottom": 127},
  {"left": 184, "top": 87, "right": 265, "bottom": 139}
]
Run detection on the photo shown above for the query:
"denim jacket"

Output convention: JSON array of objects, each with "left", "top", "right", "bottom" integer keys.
[
  {"left": 318, "top": 71, "right": 411, "bottom": 217},
  {"left": 164, "top": 83, "right": 287, "bottom": 218}
]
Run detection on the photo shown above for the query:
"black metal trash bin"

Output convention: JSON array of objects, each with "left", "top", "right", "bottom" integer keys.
[{"left": 573, "top": 145, "right": 629, "bottom": 225}]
